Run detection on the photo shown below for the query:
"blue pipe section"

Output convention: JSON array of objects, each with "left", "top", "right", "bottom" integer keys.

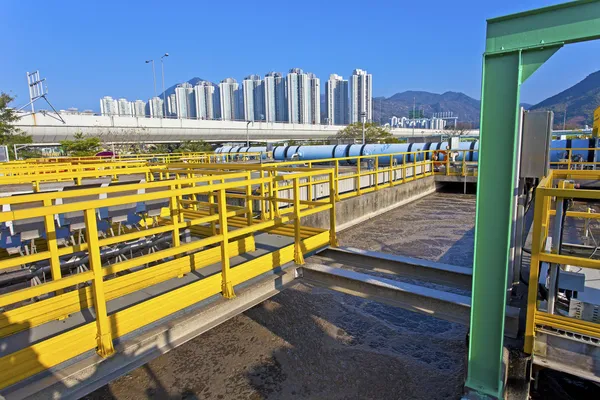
[{"left": 218, "top": 138, "right": 594, "bottom": 165}]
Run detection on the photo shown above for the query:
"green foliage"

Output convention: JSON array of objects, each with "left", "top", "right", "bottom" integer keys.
[
  {"left": 0, "top": 92, "right": 33, "bottom": 159},
  {"left": 336, "top": 122, "right": 399, "bottom": 143},
  {"left": 177, "top": 140, "right": 213, "bottom": 153},
  {"left": 60, "top": 132, "right": 102, "bottom": 156}
]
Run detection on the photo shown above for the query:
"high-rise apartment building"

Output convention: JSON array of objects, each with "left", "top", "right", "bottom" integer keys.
[
  {"left": 100, "top": 96, "right": 118, "bottom": 116},
  {"left": 194, "top": 81, "right": 221, "bottom": 120},
  {"left": 117, "top": 98, "right": 133, "bottom": 116},
  {"left": 325, "top": 74, "right": 349, "bottom": 125},
  {"left": 286, "top": 69, "right": 320, "bottom": 125},
  {"left": 167, "top": 94, "right": 177, "bottom": 117},
  {"left": 264, "top": 72, "right": 287, "bottom": 123},
  {"left": 175, "top": 82, "right": 196, "bottom": 119},
  {"left": 132, "top": 100, "right": 146, "bottom": 117},
  {"left": 350, "top": 69, "right": 373, "bottom": 123},
  {"left": 219, "top": 78, "right": 243, "bottom": 121},
  {"left": 148, "top": 97, "right": 164, "bottom": 118},
  {"left": 308, "top": 73, "right": 320, "bottom": 124},
  {"left": 242, "top": 75, "right": 265, "bottom": 122}
]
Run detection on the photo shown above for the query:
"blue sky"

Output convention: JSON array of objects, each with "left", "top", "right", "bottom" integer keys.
[{"left": 2, "top": 0, "right": 600, "bottom": 112}]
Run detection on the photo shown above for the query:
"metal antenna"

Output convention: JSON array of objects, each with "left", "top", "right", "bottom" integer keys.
[{"left": 17, "top": 71, "right": 65, "bottom": 123}]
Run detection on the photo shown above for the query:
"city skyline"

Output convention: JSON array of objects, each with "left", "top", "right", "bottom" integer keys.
[{"left": 97, "top": 67, "right": 369, "bottom": 125}]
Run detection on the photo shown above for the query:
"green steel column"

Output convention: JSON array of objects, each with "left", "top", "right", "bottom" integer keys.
[
  {"left": 466, "top": 52, "right": 522, "bottom": 398},
  {"left": 467, "top": 1, "right": 600, "bottom": 398}
]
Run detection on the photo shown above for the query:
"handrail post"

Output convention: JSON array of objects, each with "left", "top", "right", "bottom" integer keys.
[
  {"left": 169, "top": 183, "right": 183, "bottom": 275},
  {"left": 334, "top": 160, "right": 340, "bottom": 201},
  {"left": 375, "top": 156, "right": 379, "bottom": 190},
  {"left": 389, "top": 154, "right": 394, "bottom": 187},
  {"left": 328, "top": 170, "right": 338, "bottom": 247},
  {"left": 462, "top": 150, "right": 467, "bottom": 176},
  {"left": 293, "top": 177, "right": 305, "bottom": 265},
  {"left": 246, "top": 172, "right": 253, "bottom": 227},
  {"left": 43, "top": 198, "right": 62, "bottom": 295},
  {"left": 259, "top": 170, "right": 266, "bottom": 220},
  {"left": 307, "top": 162, "right": 313, "bottom": 202},
  {"left": 84, "top": 208, "right": 115, "bottom": 358},
  {"left": 356, "top": 157, "right": 362, "bottom": 196},
  {"left": 208, "top": 178, "right": 217, "bottom": 236},
  {"left": 218, "top": 188, "right": 235, "bottom": 298},
  {"left": 402, "top": 154, "right": 406, "bottom": 183}
]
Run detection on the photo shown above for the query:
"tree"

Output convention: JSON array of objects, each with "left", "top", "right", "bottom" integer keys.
[
  {"left": 60, "top": 132, "right": 102, "bottom": 156},
  {"left": 447, "top": 121, "right": 474, "bottom": 136},
  {"left": 336, "top": 122, "right": 400, "bottom": 143},
  {"left": 178, "top": 140, "right": 213, "bottom": 153},
  {"left": 0, "top": 92, "right": 33, "bottom": 159}
]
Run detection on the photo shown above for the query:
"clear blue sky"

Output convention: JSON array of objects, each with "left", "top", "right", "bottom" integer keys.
[{"left": 2, "top": 0, "right": 600, "bottom": 112}]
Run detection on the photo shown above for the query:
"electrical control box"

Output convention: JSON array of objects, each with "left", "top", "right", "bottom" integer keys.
[{"left": 520, "top": 111, "right": 553, "bottom": 179}]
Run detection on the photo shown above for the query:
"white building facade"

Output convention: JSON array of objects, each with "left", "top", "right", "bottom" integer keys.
[
  {"left": 175, "top": 82, "right": 196, "bottom": 119},
  {"left": 325, "top": 74, "right": 349, "bottom": 125},
  {"left": 242, "top": 75, "right": 265, "bottom": 122},
  {"left": 350, "top": 69, "right": 373, "bottom": 124},
  {"left": 99, "top": 96, "right": 118, "bottom": 116},
  {"left": 194, "top": 81, "right": 220, "bottom": 120},
  {"left": 219, "top": 78, "right": 243, "bottom": 121}
]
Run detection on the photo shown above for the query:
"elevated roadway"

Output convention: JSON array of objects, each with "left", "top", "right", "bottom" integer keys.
[{"left": 14, "top": 113, "right": 479, "bottom": 143}]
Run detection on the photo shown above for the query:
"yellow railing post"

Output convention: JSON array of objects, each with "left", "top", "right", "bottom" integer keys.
[
  {"left": 328, "top": 170, "right": 338, "bottom": 247},
  {"left": 356, "top": 158, "right": 362, "bottom": 196},
  {"left": 246, "top": 172, "right": 253, "bottom": 227},
  {"left": 307, "top": 162, "right": 313, "bottom": 202},
  {"left": 334, "top": 160, "right": 340, "bottom": 201},
  {"left": 43, "top": 198, "right": 62, "bottom": 295},
  {"left": 217, "top": 188, "right": 235, "bottom": 298},
  {"left": 375, "top": 156, "right": 379, "bottom": 190},
  {"left": 208, "top": 178, "right": 217, "bottom": 236},
  {"left": 293, "top": 177, "right": 305, "bottom": 265},
  {"left": 462, "top": 151, "right": 467, "bottom": 176},
  {"left": 169, "top": 183, "right": 183, "bottom": 275},
  {"left": 402, "top": 154, "right": 406, "bottom": 183},
  {"left": 84, "top": 208, "right": 115, "bottom": 358},
  {"left": 389, "top": 154, "right": 394, "bottom": 187},
  {"left": 524, "top": 187, "right": 549, "bottom": 354},
  {"left": 259, "top": 170, "right": 267, "bottom": 220}
]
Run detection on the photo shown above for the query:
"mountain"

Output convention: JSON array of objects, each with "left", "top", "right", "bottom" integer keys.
[
  {"left": 530, "top": 70, "right": 600, "bottom": 128},
  {"left": 159, "top": 77, "right": 215, "bottom": 99},
  {"left": 372, "top": 90, "right": 481, "bottom": 127}
]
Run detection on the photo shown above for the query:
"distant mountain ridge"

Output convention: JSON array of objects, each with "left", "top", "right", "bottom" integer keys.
[{"left": 530, "top": 70, "right": 600, "bottom": 128}]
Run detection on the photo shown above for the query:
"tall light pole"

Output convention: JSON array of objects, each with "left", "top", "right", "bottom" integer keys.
[
  {"left": 246, "top": 120, "right": 253, "bottom": 147},
  {"left": 145, "top": 60, "right": 157, "bottom": 98},
  {"left": 360, "top": 111, "right": 366, "bottom": 144},
  {"left": 160, "top": 53, "right": 169, "bottom": 117}
]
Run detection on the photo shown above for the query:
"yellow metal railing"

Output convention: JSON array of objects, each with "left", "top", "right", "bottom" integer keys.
[
  {"left": 0, "top": 169, "right": 335, "bottom": 389},
  {"left": 170, "top": 149, "right": 478, "bottom": 204},
  {"left": 550, "top": 147, "right": 600, "bottom": 170},
  {"left": 525, "top": 169, "right": 600, "bottom": 353},
  {"left": 18, "top": 151, "right": 265, "bottom": 165}
]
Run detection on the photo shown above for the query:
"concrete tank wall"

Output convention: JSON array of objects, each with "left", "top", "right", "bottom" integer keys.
[{"left": 301, "top": 176, "right": 437, "bottom": 231}]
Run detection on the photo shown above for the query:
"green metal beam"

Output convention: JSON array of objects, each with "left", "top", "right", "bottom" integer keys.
[
  {"left": 486, "top": 0, "right": 600, "bottom": 54},
  {"left": 468, "top": 1, "right": 600, "bottom": 398},
  {"left": 467, "top": 52, "right": 522, "bottom": 399}
]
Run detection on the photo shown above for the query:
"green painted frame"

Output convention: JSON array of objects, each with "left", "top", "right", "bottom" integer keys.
[{"left": 467, "top": 1, "right": 600, "bottom": 398}]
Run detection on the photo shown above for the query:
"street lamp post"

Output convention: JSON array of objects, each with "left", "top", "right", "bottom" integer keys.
[
  {"left": 145, "top": 60, "right": 157, "bottom": 98},
  {"left": 360, "top": 111, "right": 367, "bottom": 144},
  {"left": 160, "top": 53, "right": 169, "bottom": 117},
  {"left": 246, "top": 121, "right": 253, "bottom": 147}
]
